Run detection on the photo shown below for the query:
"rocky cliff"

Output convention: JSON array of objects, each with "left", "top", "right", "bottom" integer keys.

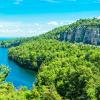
[
  {"left": 60, "top": 25, "right": 100, "bottom": 45},
  {"left": 1, "top": 18, "right": 100, "bottom": 46}
]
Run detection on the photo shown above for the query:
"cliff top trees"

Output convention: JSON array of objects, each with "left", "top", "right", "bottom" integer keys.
[{"left": 8, "top": 38, "right": 100, "bottom": 99}]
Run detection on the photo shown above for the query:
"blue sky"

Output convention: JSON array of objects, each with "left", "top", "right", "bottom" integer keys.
[{"left": 0, "top": 0, "right": 100, "bottom": 37}]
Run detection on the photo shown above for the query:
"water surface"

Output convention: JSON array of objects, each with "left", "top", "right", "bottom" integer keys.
[
  {"left": 0, "top": 37, "right": 14, "bottom": 41},
  {"left": 0, "top": 47, "right": 36, "bottom": 89}
]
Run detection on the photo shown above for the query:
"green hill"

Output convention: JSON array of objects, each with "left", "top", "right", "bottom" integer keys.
[
  {"left": 40, "top": 18, "right": 100, "bottom": 45},
  {"left": 0, "top": 18, "right": 100, "bottom": 100},
  {"left": 1, "top": 18, "right": 100, "bottom": 48},
  {"left": 1, "top": 39, "right": 100, "bottom": 99}
]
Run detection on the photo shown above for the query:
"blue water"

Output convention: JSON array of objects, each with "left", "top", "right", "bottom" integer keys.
[
  {"left": 0, "top": 47, "right": 36, "bottom": 89},
  {"left": 0, "top": 37, "right": 14, "bottom": 41}
]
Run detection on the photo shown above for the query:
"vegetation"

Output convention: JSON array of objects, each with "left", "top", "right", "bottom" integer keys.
[
  {"left": 8, "top": 39, "right": 100, "bottom": 99},
  {"left": 1, "top": 18, "right": 100, "bottom": 48},
  {"left": 0, "top": 18, "right": 100, "bottom": 99},
  {"left": 40, "top": 18, "right": 100, "bottom": 45},
  {"left": 0, "top": 37, "right": 36, "bottom": 47},
  {"left": 0, "top": 65, "right": 9, "bottom": 82}
]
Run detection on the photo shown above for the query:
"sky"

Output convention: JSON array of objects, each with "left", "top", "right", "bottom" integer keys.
[{"left": 0, "top": 0, "right": 100, "bottom": 37}]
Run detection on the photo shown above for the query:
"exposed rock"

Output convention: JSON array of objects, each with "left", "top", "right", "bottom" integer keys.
[{"left": 60, "top": 25, "right": 100, "bottom": 45}]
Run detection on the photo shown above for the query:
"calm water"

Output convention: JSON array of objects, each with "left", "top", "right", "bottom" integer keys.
[
  {"left": 0, "top": 37, "right": 14, "bottom": 41},
  {"left": 0, "top": 47, "right": 36, "bottom": 89}
]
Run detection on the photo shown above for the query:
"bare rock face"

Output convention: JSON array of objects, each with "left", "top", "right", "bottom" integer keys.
[{"left": 60, "top": 25, "right": 100, "bottom": 45}]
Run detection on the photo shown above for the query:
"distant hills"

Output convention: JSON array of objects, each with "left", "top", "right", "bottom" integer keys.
[
  {"left": 0, "top": 18, "right": 100, "bottom": 47},
  {"left": 0, "top": 18, "right": 100, "bottom": 100},
  {"left": 40, "top": 18, "right": 100, "bottom": 45}
]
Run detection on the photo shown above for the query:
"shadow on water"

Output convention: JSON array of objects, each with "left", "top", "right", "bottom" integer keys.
[{"left": 0, "top": 48, "right": 37, "bottom": 89}]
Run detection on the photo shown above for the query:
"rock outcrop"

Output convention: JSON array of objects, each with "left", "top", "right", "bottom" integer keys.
[{"left": 60, "top": 25, "right": 100, "bottom": 45}]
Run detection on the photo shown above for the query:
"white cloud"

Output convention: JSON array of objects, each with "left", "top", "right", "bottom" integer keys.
[
  {"left": 34, "top": 23, "right": 40, "bottom": 26},
  {"left": 92, "top": 0, "right": 100, "bottom": 3},
  {"left": 69, "top": 0, "right": 76, "bottom": 1},
  {"left": 41, "top": 0, "right": 60, "bottom": 3},
  {"left": 0, "top": 21, "right": 53, "bottom": 37},
  {"left": 48, "top": 21, "right": 59, "bottom": 26},
  {"left": 0, "top": 20, "right": 74, "bottom": 38},
  {"left": 13, "top": 0, "right": 23, "bottom": 5},
  {"left": 60, "top": 20, "right": 74, "bottom": 25},
  {"left": 97, "top": 16, "right": 100, "bottom": 19},
  {"left": 0, "top": 22, "right": 39, "bottom": 37},
  {"left": 96, "top": 0, "right": 100, "bottom": 2},
  {"left": 47, "top": 20, "right": 74, "bottom": 26},
  {"left": 41, "top": 0, "right": 77, "bottom": 3}
]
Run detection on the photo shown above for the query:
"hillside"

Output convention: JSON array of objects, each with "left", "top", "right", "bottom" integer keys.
[
  {"left": 0, "top": 18, "right": 100, "bottom": 48},
  {"left": 0, "top": 37, "right": 36, "bottom": 47},
  {"left": 0, "top": 18, "right": 100, "bottom": 99},
  {"left": 1, "top": 39, "right": 100, "bottom": 99},
  {"left": 40, "top": 18, "right": 100, "bottom": 45}
]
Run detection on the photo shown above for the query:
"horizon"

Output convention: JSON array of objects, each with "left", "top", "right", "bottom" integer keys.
[{"left": 0, "top": 0, "right": 100, "bottom": 37}]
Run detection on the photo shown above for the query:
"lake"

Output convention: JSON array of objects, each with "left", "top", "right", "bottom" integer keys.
[
  {"left": 0, "top": 37, "right": 15, "bottom": 41},
  {"left": 0, "top": 40, "right": 36, "bottom": 89}
]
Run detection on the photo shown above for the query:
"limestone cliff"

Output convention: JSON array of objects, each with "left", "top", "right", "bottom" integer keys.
[{"left": 60, "top": 25, "right": 100, "bottom": 45}]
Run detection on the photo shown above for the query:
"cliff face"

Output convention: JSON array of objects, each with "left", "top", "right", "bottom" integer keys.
[
  {"left": 1, "top": 19, "right": 100, "bottom": 46},
  {"left": 60, "top": 25, "right": 100, "bottom": 45}
]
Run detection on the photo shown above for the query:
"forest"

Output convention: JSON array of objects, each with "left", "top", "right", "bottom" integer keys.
[
  {"left": 0, "top": 18, "right": 100, "bottom": 48},
  {"left": 0, "top": 18, "right": 100, "bottom": 100}
]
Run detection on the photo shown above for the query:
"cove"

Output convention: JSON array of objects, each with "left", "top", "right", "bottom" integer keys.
[{"left": 0, "top": 47, "right": 37, "bottom": 89}]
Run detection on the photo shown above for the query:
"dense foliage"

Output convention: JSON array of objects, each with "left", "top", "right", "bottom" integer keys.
[
  {"left": 0, "top": 18, "right": 100, "bottom": 99},
  {"left": 40, "top": 18, "right": 100, "bottom": 45},
  {"left": 0, "top": 37, "right": 36, "bottom": 47},
  {"left": 0, "top": 65, "right": 61, "bottom": 100},
  {"left": 0, "top": 66, "right": 30, "bottom": 100},
  {"left": 8, "top": 39, "right": 100, "bottom": 99},
  {"left": 0, "top": 65, "right": 9, "bottom": 82},
  {"left": 1, "top": 18, "right": 100, "bottom": 48}
]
